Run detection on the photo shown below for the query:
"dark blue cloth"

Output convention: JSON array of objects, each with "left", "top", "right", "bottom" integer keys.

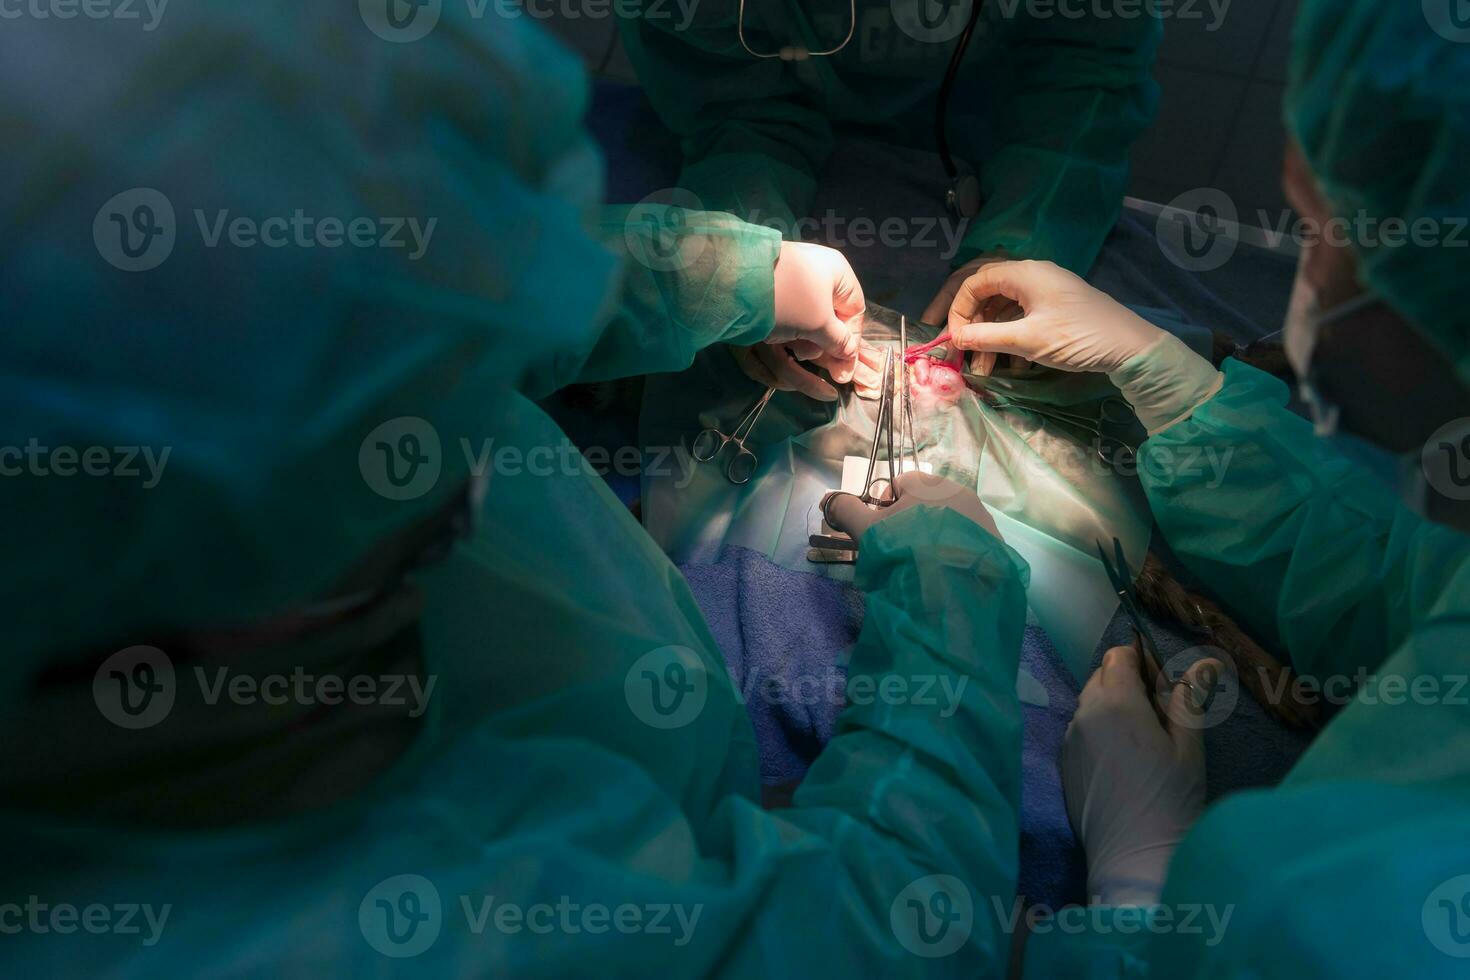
[
  {"left": 678, "top": 546, "right": 1092, "bottom": 905},
  {"left": 1017, "top": 627, "right": 1088, "bottom": 907},
  {"left": 680, "top": 547, "right": 866, "bottom": 786}
]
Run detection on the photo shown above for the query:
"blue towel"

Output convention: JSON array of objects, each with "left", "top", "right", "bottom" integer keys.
[
  {"left": 679, "top": 547, "right": 1092, "bottom": 905},
  {"left": 680, "top": 547, "right": 866, "bottom": 785},
  {"left": 1016, "top": 627, "right": 1088, "bottom": 907}
]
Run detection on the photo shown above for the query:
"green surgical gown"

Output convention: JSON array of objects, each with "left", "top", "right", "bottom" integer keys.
[
  {"left": 1024, "top": 361, "right": 1470, "bottom": 977},
  {"left": 0, "top": 223, "right": 1034, "bottom": 973},
  {"left": 1, "top": 6, "right": 1033, "bottom": 974},
  {"left": 617, "top": 0, "right": 1160, "bottom": 273}
]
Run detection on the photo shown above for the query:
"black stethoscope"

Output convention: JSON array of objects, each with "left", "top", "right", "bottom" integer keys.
[{"left": 736, "top": 0, "right": 985, "bottom": 218}]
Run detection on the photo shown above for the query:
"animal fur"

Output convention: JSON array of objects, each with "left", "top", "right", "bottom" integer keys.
[{"left": 1133, "top": 551, "right": 1320, "bottom": 729}]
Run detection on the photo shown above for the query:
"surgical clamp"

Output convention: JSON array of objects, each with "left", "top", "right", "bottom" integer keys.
[
  {"left": 1096, "top": 536, "right": 1217, "bottom": 712},
  {"left": 692, "top": 386, "right": 776, "bottom": 485}
]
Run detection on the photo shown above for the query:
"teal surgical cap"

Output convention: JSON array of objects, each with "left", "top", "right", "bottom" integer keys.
[
  {"left": 1286, "top": 0, "right": 1470, "bottom": 383},
  {"left": 0, "top": 6, "right": 614, "bottom": 699}
]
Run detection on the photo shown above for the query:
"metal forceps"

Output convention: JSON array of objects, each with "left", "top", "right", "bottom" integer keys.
[
  {"left": 693, "top": 386, "right": 776, "bottom": 485},
  {"left": 858, "top": 345, "right": 898, "bottom": 503},
  {"left": 1096, "top": 536, "right": 1217, "bottom": 712},
  {"left": 993, "top": 394, "right": 1138, "bottom": 465},
  {"left": 858, "top": 317, "right": 923, "bottom": 504},
  {"left": 810, "top": 318, "right": 923, "bottom": 561}
]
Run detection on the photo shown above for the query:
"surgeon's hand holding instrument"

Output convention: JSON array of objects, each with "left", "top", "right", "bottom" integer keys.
[
  {"left": 693, "top": 386, "right": 777, "bottom": 485},
  {"left": 822, "top": 471, "right": 1001, "bottom": 549},
  {"left": 1096, "top": 536, "right": 1172, "bottom": 694},
  {"left": 946, "top": 260, "right": 1225, "bottom": 434},
  {"left": 1060, "top": 642, "right": 1218, "bottom": 907},
  {"left": 810, "top": 317, "right": 945, "bottom": 557}
]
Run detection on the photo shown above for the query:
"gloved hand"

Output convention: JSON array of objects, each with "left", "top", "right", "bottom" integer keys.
[
  {"left": 922, "top": 253, "right": 1020, "bottom": 328},
  {"left": 823, "top": 471, "right": 1002, "bottom": 547},
  {"left": 946, "top": 260, "right": 1224, "bottom": 433},
  {"left": 736, "top": 339, "right": 885, "bottom": 403},
  {"left": 1061, "top": 644, "right": 1221, "bottom": 906},
  {"left": 735, "top": 242, "right": 865, "bottom": 402}
]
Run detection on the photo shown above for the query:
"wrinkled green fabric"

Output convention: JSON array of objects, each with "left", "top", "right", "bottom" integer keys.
[
  {"left": 2, "top": 5, "right": 1043, "bottom": 976},
  {"left": 2, "top": 395, "right": 1036, "bottom": 974},
  {"left": 617, "top": 0, "right": 1160, "bottom": 273},
  {"left": 0, "top": 4, "right": 784, "bottom": 706},
  {"left": 1286, "top": 0, "right": 1470, "bottom": 384},
  {"left": 1023, "top": 361, "right": 1470, "bottom": 977}
]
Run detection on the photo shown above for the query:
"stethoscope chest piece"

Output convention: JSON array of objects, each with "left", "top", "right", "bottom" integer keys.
[{"left": 947, "top": 173, "right": 981, "bottom": 219}]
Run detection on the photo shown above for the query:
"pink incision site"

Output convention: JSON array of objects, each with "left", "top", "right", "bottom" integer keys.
[{"left": 909, "top": 351, "right": 966, "bottom": 410}]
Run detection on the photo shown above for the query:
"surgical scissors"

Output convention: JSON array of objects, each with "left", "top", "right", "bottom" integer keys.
[
  {"left": 1096, "top": 536, "right": 1165, "bottom": 675},
  {"left": 1096, "top": 536, "right": 1217, "bottom": 711},
  {"left": 692, "top": 386, "right": 776, "bottom": 485}
]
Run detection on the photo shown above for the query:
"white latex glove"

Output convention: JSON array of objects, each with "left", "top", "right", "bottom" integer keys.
[
  {"left": 1061, "top": 644, "right": 1222, "bottom": 906},
  {"left": 946, "top": 260, "right": 1224, "bottom": 433},
  {"left": 735, "top": 336, "right": 887, "bottom": 403},
  {"left": 822, "top": 471, "right": 1002, "bottom": 547},
  {"left": 922, "top": 254, "right": 1020, "bottom": 328},
  {"left": 735, "top": 242, "right": 864, "bottom": 401}
]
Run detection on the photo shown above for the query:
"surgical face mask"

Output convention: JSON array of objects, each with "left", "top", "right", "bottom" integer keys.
[
  {"left": 1331, "top": 427, "right": 1470, "bottom": 536},
  {"left": 1281, "top": 270, "right": 1383, "bottom": 436}
]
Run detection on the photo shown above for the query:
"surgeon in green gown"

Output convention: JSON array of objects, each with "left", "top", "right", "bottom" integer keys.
[
  {"left": 4, "top": 1, "right": 1469, "bottom": 978},
  {"left": 941, "top": 1, "right": 1470, "bottom": 974},
  {"left": 0, "top": 3, "right": 1032, "bottom": 976},
  {"left": 615, "top": 0, "right": 1163, "bottom": 383}
]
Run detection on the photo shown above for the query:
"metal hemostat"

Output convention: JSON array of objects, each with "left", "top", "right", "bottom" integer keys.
[{"left": 807, "top": 316, "right": 922, "bottom": 563}]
